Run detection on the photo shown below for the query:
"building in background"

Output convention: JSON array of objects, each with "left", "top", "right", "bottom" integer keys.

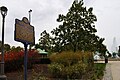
[
  {"left": 111, "top": 37, "right": 118, "bottom": 53},
  {"left": 111, "top": 37, "right": 119, "bottom": 58}
]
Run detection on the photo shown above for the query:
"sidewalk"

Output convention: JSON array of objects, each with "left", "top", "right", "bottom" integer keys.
[
  {"left": 103, "top": 61, "right": 120, "bottom": 80},
  {"left": 103, "top": 63, "right": 112, "bottom": 80}
]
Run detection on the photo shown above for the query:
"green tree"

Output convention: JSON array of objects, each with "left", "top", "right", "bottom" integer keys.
[
  {"left": 38, "top": 30, "right": 53, "bottom": 52},
  {"left": 118, "top": 46, "right": 120, "bottom": 57},
  {"left": 10, "top": 46, "right": 23, "bottom": 52},
  {"left": 4, "top": 44, "right": 11, "bottom": 52},
  {"left": 51, "top": 0, "right": 105, "bottom": 52},
  {"left": 34, "top": 44, "right": 41, "bottom": 49},
  {"left": 0, "top": 41, "right": 11, "bottom": 52},
  {"left": 38, "top": 0, "right": 106, "bottom": 53}
]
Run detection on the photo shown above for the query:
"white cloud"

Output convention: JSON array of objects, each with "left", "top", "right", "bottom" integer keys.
[
  {"left": 0, "top": 0, "right": 120, "bottom": 52},
  {"left": 0, "top": 0, "right": 73, "bottom": 47},
  {"left": 92, "top": 0, "right": 120, "bottom": 51}
]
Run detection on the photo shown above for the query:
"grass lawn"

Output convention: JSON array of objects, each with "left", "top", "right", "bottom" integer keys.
[{"left": 93, "top": 63, "right": 106, "bottom": 79}]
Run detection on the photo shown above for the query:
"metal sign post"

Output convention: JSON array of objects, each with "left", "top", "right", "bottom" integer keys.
[
  {"left": 14, "top": 17, "right": 35, "bottom": 80},
  {"left": 24, "top": 43, "right": 28, "bottom": 80}
]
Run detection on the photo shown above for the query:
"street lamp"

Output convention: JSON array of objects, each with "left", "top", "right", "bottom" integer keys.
[{"left": 0, "top": 6, "right": 8, "bottom": 80}]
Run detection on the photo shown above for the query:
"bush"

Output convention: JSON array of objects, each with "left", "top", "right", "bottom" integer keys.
[
  {"left": 49, "top": 63, "right": 64, "bottom": 78},
  {"left": 0, "top": 49, "right": 39, "bottom": 72},
  {"left": 62, "top": 62, "right": 87, "bottom": 79},
  {"left": 48, "top": 51, "right": 94, "bottom": 79},
  {"left": 30, "top": 69, "right": 48, "bottom": 80}
]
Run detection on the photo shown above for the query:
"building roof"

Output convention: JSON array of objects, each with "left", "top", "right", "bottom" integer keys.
[{"left": 37, "top": 49, "right": 48, "bottom": 55}]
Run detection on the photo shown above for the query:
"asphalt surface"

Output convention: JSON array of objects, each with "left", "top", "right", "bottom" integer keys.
[{"left": 98, "top": 61, "right": 120, "bottom": 80}]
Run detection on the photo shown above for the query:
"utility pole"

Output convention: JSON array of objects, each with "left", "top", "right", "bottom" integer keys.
[{"left": 28, "top": 9, "right": 32, "bottom": 50}]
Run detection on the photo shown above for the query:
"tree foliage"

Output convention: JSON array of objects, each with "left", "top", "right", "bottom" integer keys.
[
  {"left": 0, "top": 41, "right": 23, "bottom": 53},
  {"left": 38, "top": 0, "right": 107, "bottom": 53},
  {"left": 10, "top": 46, "right": 23, "bottom": 52},
  {"left": 0, "top": 41, "right": 11, "bottom": 52},
  {"left": 38, "top": 30, "right": 53, "bottom": 52}
]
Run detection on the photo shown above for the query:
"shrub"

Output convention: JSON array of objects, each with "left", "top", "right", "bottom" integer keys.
[
  {"left": 0, "top": 49, "right": 39, "bottom": 72},
  {"left": 61, "top": 61, "right": 87, "bottom": 79},
  {"left": 30, "top": 69, "right": 48, "bottom": 80},
  {"left": 49, "top": 63, "right": 64, "bottom": 78},
  {"left": 49, "top": 51, "right": 94, "bottom": 79},
  {"left": 50, "top": 51, "right": 83, "bottom": 66}
]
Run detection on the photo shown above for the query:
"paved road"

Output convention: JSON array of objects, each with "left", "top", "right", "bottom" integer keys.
[
  {"left": 110, "top": 61, "right": 120, "bottom": 80},
  {"left": 103, "top": 63, "right": 112, "bottom": 80},
  {"left": 101, "top": 61, "right": 120, "bottom": 80}
]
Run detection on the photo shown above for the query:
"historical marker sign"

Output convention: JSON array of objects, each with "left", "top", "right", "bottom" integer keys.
[
  {"left": 15, "top": 17, "right": 35, "bottom": 44},
  {"left": 15, "top": 17, "right": 35, "bottom": 80}
]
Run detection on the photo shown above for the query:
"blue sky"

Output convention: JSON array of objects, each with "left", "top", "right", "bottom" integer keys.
[{"left": 0, "top": 0, "right": 120, "bottom": 52}]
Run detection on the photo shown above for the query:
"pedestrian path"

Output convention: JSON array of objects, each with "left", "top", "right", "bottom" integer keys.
[
  {"left": 103, "top": 61, "right": 120, "bottom": 80},
  {"left": 103, "top": 63, "right": 112, "bottom": 80}
]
